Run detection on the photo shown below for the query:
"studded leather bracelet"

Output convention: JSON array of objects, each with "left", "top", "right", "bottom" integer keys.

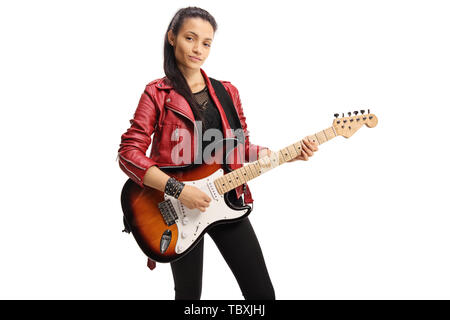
[{"left": 164, "top": 177, "right": 185, "bottom": 199}]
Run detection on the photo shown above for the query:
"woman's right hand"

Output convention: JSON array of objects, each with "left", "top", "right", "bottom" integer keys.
[{"left": 178, "top": 185, "right": 212, "bottom": 212}]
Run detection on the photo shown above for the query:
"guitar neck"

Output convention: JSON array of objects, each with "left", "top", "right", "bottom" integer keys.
[{"left": 213, "top": 126, "right": 338, "bottom": 195}]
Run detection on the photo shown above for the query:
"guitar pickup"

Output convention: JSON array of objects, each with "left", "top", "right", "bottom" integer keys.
[
  {"left": 158, "top": 199, "right": 178, "bottom": 226},
  {"left": 207, "top": 181, "right": 219, "bottom": 201}
]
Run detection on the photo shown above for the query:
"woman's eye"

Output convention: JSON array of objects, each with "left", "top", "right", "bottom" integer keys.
[
  {"left": 186, "top": 37, "right": 192, "bottom": 40},
  {"left": 204, "top": 43, "right": 211, "bottom": 47}
]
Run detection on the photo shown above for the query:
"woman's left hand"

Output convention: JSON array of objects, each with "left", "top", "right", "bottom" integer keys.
[
  {"left": 258, "top": 138, "right": 319, "bottom": 162},
  {"left": 288, "top": 138, "right": 319, "bottom": 162}
]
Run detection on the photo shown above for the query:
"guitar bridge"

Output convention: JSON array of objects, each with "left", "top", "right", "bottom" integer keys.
[{"left": 158, "top": 199, "right": 178, "bottom": 226}]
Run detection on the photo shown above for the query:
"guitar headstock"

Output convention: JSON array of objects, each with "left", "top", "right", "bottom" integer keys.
[{"left": 332, "top": 109, "right": 378, "bottom": 138}]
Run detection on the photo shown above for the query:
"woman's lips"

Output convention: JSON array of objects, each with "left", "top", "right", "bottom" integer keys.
[{"left": 189, "top": 56, "right": 202, "bottom": 62}]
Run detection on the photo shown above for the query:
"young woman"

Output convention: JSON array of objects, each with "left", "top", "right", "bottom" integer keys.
[{"left": 118, "top": 6, "right": 319, "bottom": 300}]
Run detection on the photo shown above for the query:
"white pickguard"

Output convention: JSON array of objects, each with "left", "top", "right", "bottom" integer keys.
[{"left": 164, "top": 168, "right": 247, "bottom": 255}]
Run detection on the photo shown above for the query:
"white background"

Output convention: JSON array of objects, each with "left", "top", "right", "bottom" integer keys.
[{"left": 1, "top": 0, "right": 449, "bottom": 299}]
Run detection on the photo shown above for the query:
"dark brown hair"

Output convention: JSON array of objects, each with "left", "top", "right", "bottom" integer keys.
[{"left": 163, "top": 6, "right": 218, "bottom": 128}]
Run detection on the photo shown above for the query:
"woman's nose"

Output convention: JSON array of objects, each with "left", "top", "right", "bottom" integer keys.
[{"left": 192, "top": 42, "right": 201, "bottom": 53}]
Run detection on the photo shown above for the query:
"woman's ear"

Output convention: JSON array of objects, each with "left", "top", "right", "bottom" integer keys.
[{"left": 167, "top": 30, "right": 174, "bottom": 46}]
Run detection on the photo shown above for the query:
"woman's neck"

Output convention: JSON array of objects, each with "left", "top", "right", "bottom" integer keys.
[{"left": 177, "top": 65, "right": 205, "bottom": 92}]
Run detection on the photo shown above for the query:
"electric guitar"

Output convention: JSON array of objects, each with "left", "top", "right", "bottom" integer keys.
[{"left": 120, "top": 110, "right": 378, "bottom": 263}]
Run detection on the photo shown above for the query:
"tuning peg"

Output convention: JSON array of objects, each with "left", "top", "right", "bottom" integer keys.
[
  {"left": 360, "top": 110, "right": 365, "bottom": 114},
  {"left": 348, "top": 112, "right": 351, "bottom": 117},
  {"left": 353, "top": 111, "right": 358, "bottom": 115},
  {"left": 334, "top": 113, "right": 339, "bottom": 118},
  {"left": 368, "top": 109, "right": 370, "bottom": 114},
  {"left": 342, "top": 113, "right": 344, "bottom": 118}
]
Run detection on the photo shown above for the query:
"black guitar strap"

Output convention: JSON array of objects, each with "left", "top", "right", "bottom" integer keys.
[
  {"left": 209, "top": 77, "right": 245, "bottom": 146},
  {"left": 209, "top": 77, "right": 249, "bottom": 207}
]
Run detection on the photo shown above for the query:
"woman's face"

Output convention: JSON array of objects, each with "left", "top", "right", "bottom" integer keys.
[{"left": 168, "top": 17, "right": 214, "bottom": 71}]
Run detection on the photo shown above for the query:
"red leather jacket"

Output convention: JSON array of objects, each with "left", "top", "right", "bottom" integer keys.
[{"left": 117, "top": 68, "right": 267, "bottom": 203}]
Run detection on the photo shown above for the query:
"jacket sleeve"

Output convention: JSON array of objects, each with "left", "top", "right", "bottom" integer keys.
[
  {"left": 226, "top": 82, "right": 268, "bottom": 162},
  {"left": 117, "top": 87, "right": 159, "bottom": 187}
]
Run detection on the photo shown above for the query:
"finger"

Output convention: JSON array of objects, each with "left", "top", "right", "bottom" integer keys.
[
  {"left": 288, "top": 153, "right": 302, "bottom": 162},
  {"left": 301, "top": 149, "right": 309, "bottom": 160},
  {"left": 304, "top": 140, "right": 317, "bottom": 150},
  {"left": 308, "top": 141, "right": 319, "bottom": 151},
  {"left": 201, "top": 193, "right": 211, "bottom": 202},
  {"left": 308, "top": 140, "right": 319, "bottom": 151},
  {"left": 307, "top": 137, "right": 318, "bottom": 145},
  {"left": 302, "top": 144, "right": 314, "bottom": 156},
  {"left": 305, "top": 138, "right": 317, "bottom": 146},
  {"left": 302, "top": 140, "right": 313, "bottom": 152},
  {"left": 301, "top": 139, "right": 307, "bottom": 147}
]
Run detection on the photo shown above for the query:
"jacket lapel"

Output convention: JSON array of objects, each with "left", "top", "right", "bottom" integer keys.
[
  {"left": 156, "top": 68, "right": 233, "bottom": 139},
  {"left": 164, "top": 91, "right": 195, "bottom": 123}
]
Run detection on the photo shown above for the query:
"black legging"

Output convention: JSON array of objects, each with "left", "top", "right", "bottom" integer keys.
[{"left": 170, "top": 215, "right": 275, "bottom": 300}]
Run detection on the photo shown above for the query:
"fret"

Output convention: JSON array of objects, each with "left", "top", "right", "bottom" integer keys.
[
  {"left": 243, "top": 166, "right": 252, "bottom": 181},
  {"left": 307, "top": 134, "right": 320, "bottom": 145},
  {"left": 256, "top": 159, "right": 264, "bottom": 174},
  {"left": 268, "top": 151, "right": 281, "bottom": 168},
  {"left": 261, "top": 156, "right": 272, "bottom": 172},
  {"left": 308, "top": 135, "right": 316, "bottom": 144},
  {"left": 217, "top": 176, "right": 227, "bottom": 193},
  {"left": 253, "top": 161, "right": 262, "bottom": 176},
  {"left": 235, "top": 168, "right": 247, "bottom": 185},
  {"left": 281, "top": 148, "right": 292, "bottom": 162},
  {"left": 259, "top": 156, "right": 269, "bottom": 169},
  {"left": 277, "top": 150, "right": 286, "bottom": 165},
  {"left": 226, "top": 171, "right": 236, "bottom": 189},
  {"left": 241, "top": 165, "right": 252, "bottom": 181},
  {"left": 235, "top": 169, "right": 244, "bottom": 187},
  {"left": 313, "top": 133, "right": 320, "bottom": 144},
  {"left": 316, "top": 131, "right": 324, "bottom": 143},
  {"left": 223, "top": 184, "right": 231, "bottom": 193},
  {"left": 229, "top": 170, "right": 240, "bottom": 188},
  {"left": 329, "top": 127, "right": 337, "bottom": 138},
  {"left": 245, "top": 163, "right": 254, "bottom": 179},
  {"left": 215, "top": 177, "right": 226, "bottom": 195},
  {"left": 319, "top": 132, "right": 327, "bottom": 144},
  {"left": 293, "top": 141, "right": 303, "bottom": 155},
  {"left": 319, "top": 130, "right": 325, "bottom": 143},
  {"left": 220, "top": 178, "right": 228, "bottom": 194},
  {"left": 287, "top": 144, "right": 299, "bottom": 158},
  {"left": 224, "top": 172, "right": 236, "bottom": 190},
  {"left": 322, "top": 131, "right": 327, "bottom": 142},
  {"left": 241, "top": 164, "right": 252, "bottom": 180},
  {"left": 247, "top": 164, "right": 256, "bottom": 179},
  {"left": 330, "top": 126, "right": 337, "bottom": 137},
  {"left": 248, "top": 162, "right": 259, "bottom": 178},
  {"left": 322, "top": 129, "right": 329, "bottom": 141},
  {"left": 283, "top": 145, "right": 294, "bottom": 160}
]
